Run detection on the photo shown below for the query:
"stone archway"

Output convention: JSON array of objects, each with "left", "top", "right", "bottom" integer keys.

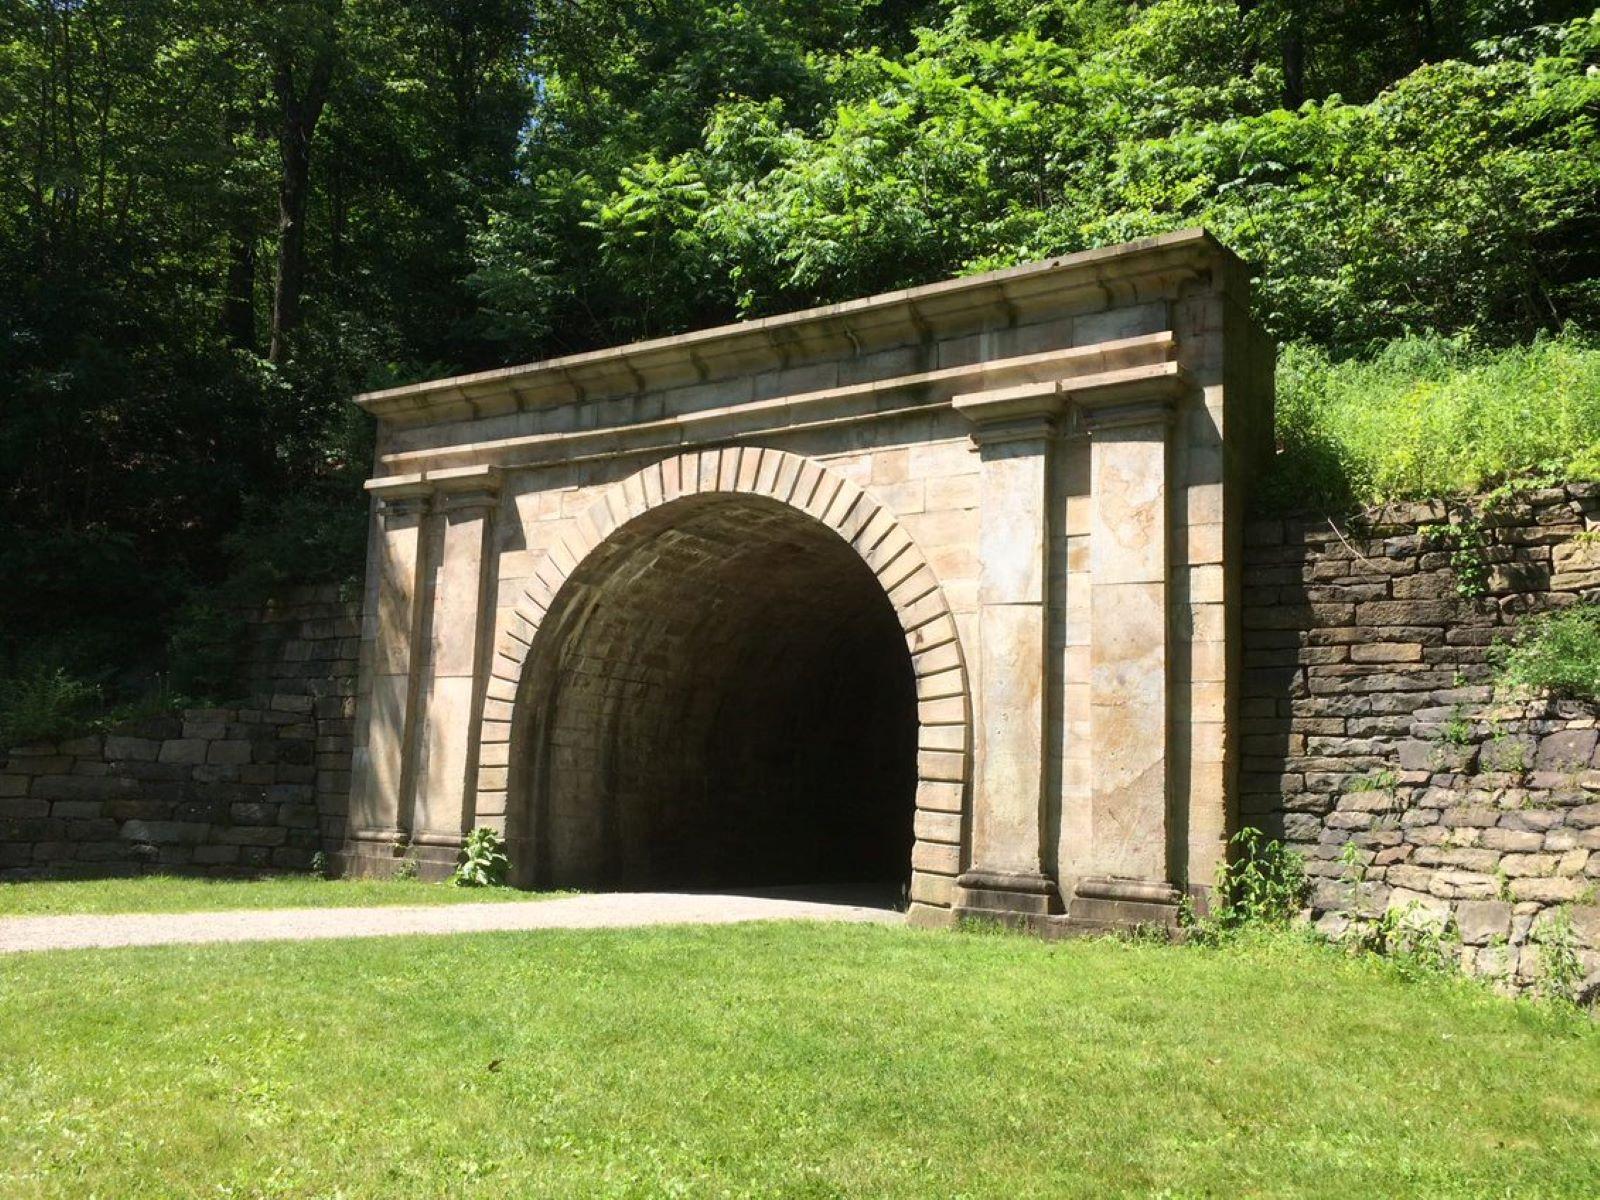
[
  {"left": 346, "top": 232, "right": 1270, "bottom": 931},
  {"left": 485, "top": 447, "right": 971, "bottom": 896}
]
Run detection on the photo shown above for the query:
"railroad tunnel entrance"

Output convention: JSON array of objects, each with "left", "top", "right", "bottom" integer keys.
[{"left": 509, "top": 492, "right": 919, "bottom": 895}]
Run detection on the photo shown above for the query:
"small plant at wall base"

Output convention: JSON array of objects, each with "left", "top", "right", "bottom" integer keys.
[
  {"left": 453, "top": 827, "right": 511, "bottom": 888},
  {"left": 1184, "top": 828, "right": 1308, "bottom": 942},
  {"left": 1491, "top": 603, "right": 1600, "bottom": 705},
  {"left": 395, "top": 848, "right": 420, "bottom": 882},
  {"left": 1339, "top": 904, "right": 1463, "bottom": 981},
  {"left": 1533, "top": 908, "right": 1587, "bottom": 1006},
  {"left": 0, "top": 666, "right": 101, "bottom": 747}
]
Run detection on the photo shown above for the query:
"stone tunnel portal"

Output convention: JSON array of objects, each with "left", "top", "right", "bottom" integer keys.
[{"left": 508, "top": 492, "right": 919, "bottom": 894}]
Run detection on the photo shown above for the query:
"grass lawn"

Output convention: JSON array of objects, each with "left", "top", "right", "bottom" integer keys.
[
  {"left": 0, "top": 874, "right": 554, "bottom": 917},
  {"left": 1, "top": 924, "right": 1596, "bottom": 1198}
]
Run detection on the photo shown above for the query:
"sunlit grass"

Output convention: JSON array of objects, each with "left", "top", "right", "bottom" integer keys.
[
  {"left": 0, "top": 873, "right": 553, "bottom": 917},
  {"left": 1, "top": 923, "right": 1595, "bottom": 1197}
]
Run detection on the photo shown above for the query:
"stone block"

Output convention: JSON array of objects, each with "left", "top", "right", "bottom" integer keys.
[
  {"left": 1440, "top": 807, "right": 1500, "bottom": 829},
  {"left": 120, "top": 820, "right": 208, "bottom": 845},
  {"left": 33, "top": 775, "right": 136, "bottom": 802},
  {"left": 207, "top": 741, "right": 254, "bottom": 766},
  {"left": 1428, "top": 871, "right": 1498, "bottom": 900},
  {"left": 278, "top": 804, "right": 321, "bottom": 829},
  {"left": 1508, "top": 877, "right": 1585, "bottom": 904},
  {"left": 1356, "top": 600, "right": 1457, "bottom": 627},
  {"left": 1350, "top": 643, "right": 1423, "bottom": 664},
  {"left": 104, "top": 732, "right": 160, "bottom": 761},
  {"left": 1537, "top": 729, "right": 1597, "bottom": 771},
  {"left": 1479, "top": 828, "right": 1543, "bottom": 853},
  {"left": 216, "top": 825, "right": 287, "bottom": 847},
  {"left": 1455, "top": 901, "right": 1513, "bottom": 946},
  {"left": 159, "top": 739, "right": 209, "bottom": 765},
  {"left": 50, "top": 800, "right": 104, "bottom": 820},
  {"left": 182, "top": 717, "right": 228, "bottom": 741}
]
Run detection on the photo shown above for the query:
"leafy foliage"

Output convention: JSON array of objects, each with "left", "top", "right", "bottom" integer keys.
[
  {"left": 1533, "top": 907, "right": 1587, "bottom": 1004},
  {"left": 1263, "top": 335, "right": 1600, "bottom": 510},
  {"left": 452, "top": 826, "right": 512, "bottom": 888},
  {"left": 0, "top": 668, "right": 102, "bottom": 749},
  {"left": 1186, "top": 826, "right": 1308, "bottom": 940},
  {"left": 1491, "top": 602, "right": 1600, "bottom": 704},
  {"left": 4, "top": 0, "right": 1599, "bottom": 708}
]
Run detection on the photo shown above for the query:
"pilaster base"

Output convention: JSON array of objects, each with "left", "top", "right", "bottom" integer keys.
[
  {"left": 338, "top": 828, "right": 464, "bottom": 882},
  {"left": 1062, "top": 875, "right": 1182, "bottom": 934},
  {"left": 955, "top": 869, "right": 1064, "bottom": 924}
]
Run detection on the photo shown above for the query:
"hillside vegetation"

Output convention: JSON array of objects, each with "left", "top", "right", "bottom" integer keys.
[
  {"left": 1267, "top": 334, "right": 1600, "bottom": 510},
  {"left": 2, "top": 0, "right": 1597, "bottom": 708}
]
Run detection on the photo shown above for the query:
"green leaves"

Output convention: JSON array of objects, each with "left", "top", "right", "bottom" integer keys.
[
  {"left": 452, "top": 827, "right": 512, "bottom": 888},
  {"left": 1491, "top": 603, "right": 1600, "bottom": 705}
]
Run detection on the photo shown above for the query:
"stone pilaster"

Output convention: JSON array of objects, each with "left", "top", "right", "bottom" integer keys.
[
  {"left": 1070, "top": 390, "right": 1184, "bottom": 928},
  {"left": 410, "top": 466, "right": 501, "bottom": 855},
  {"left": 952, "top": 384, "right": 1063, "bottom": 918},
  {"left": 348, "top": 475, "right": 432, "bottom": 857}
]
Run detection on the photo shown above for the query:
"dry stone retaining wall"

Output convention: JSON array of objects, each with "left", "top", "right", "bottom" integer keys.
[
  {"left": 0, "top": 587, "right": 359, "bottom": 879},
  {"left": 1241, "top": 483, "right": 1600, "bottom": 992}
]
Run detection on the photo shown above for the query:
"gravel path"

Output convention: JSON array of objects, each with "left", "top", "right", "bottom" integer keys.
[{"left": 0, "top": 890, "right": 900, "bottom": 954}]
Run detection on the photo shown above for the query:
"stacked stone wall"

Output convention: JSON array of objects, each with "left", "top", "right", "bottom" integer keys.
[
  {"left": 1242, "top": 483, "right": 1600, "bottom": 991},
  {"left": 0, "top": 586, "right": 359, "bottom": 878}
]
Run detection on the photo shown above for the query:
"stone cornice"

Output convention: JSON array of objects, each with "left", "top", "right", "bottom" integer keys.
[
  {"left": 377, "top": 331, "right": 1180, "bottom": 475},
  {"left": 365, "top": 465, "right": 502, "bottom": 513},
  {"left": 953, "top": 361, "right": 1192, "bottom": 436},
  {"left": 355, "top": 229, "right": 1237, "bottom": 430}
]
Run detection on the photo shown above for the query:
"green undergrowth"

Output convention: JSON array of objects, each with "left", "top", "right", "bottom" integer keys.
[
  {"left": 1492, "top": 602, "right": 1600, "bottom": 705},
  {"left": 1262, "top": 333, "right": 1600, "bottom": 512}
]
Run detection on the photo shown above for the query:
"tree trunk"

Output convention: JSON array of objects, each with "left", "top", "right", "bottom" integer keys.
[
  {"left": 1281, "top": 23, "right": 1304, "bottom": 110},
  {"left": 268, "top": 47, "right": 335, "bottom": 363},
  {"left": 221, "top": 230, "right": 257, "bottom": 351}
]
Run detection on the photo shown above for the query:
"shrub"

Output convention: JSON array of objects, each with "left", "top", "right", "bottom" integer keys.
[
  {"left": 1491, "top": 603, "right": 1600, "bottom": 704},
  {"left": 166, "top": 602, "right": 248, "bottom": 701},
  {"left": 1336, "top": 903, "right": 1462, "bottom": 981},
  {"left": 452, "top": 827, "right": 511, "bottom": 888},
  {"left": 1533, "top": 907, "right": 1586, "bottom": 1005},
  {"left": 0, "top": 667, "right": 102, "bottom": 748},
  {"left": 1187, "top": 826, "right": 1308, "bottom": 940}
]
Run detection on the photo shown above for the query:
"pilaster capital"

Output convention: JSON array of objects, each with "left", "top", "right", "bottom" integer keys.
[
  {"left": 429, "top": 464, "right": 502, "bottom": 514},
  {"left": 1076, "top": 397, "right": 1176, "bottom": 433},
  {"left": 1068, "top": 361, "right": 1191, "bottom": 433},
  {"left": 952, "top": 381, "right": 1063, "bottom": 448},
  {"left": 365, "top": 466, "right": 504, "bottom": 519},
  {"left": 366, "top": 473, "right": 432, "bottom": 522}
]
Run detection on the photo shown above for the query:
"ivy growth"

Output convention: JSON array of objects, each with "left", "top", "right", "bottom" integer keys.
[{"left": 1419, "top": 520, "right": 1490, "bottom": 599}]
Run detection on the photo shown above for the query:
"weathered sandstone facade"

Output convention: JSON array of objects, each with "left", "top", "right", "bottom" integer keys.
[{"left": 343, "top": 230, "right": 1274, "bottom": 930}]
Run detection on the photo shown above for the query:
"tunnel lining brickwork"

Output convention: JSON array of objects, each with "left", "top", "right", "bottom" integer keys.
[
  {"left": 508, "top": 490, "right": 920, "bottom": 891},
  {"left": 495, "top": 449, "right": 970, "bottom": 893}
]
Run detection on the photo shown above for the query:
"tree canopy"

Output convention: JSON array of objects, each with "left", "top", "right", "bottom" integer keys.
[{"left": 2, "top": 0, "right": 1597, "bottom": 706}]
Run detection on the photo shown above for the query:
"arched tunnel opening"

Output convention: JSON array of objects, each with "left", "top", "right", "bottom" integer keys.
[{"left": 509, "top": 492, "right": 919, "bottom": 897}]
